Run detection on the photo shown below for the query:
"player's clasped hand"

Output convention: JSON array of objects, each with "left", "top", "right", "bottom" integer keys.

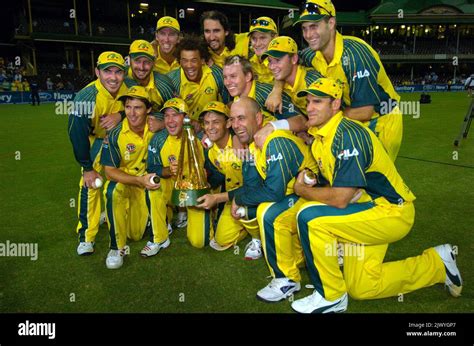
[
  {"left": 100, "top": 112, "right": 122, "bottom": 131},
  {"left": 293, "top": 170, "right": 308, "bottom": 197},
  {"left": 230, "top": 198, "right": 241, "bottom": 220},
  {"left": 196, "top": 194, "right": 217, "bottom": 210},
  {"left": 83, "top": 170, "right": 102, "bottom": 189},
  {"left": 169, "top": 160, "right": 179, "bottom": 176},
  {"left": 141, "top": 173, "right": 161, "bottom": 190}
]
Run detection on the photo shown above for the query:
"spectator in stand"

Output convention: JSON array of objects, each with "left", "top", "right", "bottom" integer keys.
[
  {"left": 46, "top": 77, "right": 53, "bottom": 90},
  {"left": 0, "top": 69, "right": 6, "bottom": 84},
  {"left": 62, "top": 63, "right": 67, "bottom": 69},
  {"left": 68, "top": 62, "right": 74, "bottom": 70},
  {"left": 23, "top": 79, "right": 30, "bottom": 91},
  {"left": 56, "top": 81, "right": 65, "bottom": 90},
  {"left": 14, "top": 70, "right": 22, "bottom": 82},
  {"left": 98, "top": 26, "right": 105, "bottom": 35}
]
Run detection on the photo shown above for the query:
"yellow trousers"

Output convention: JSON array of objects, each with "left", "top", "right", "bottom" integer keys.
[
  {"left": 147, "top": 178, "right": 213, "bottom": 248},
  {"left": 367, "top": 109, "right": 402, "bottom": 162},
  {"left": 257, "top": 194, "right": 305, "bottom": 282},
  {"left": 297, "top": 200, "right": 446, "bottom": 301},
  {"left": 76, "top": 138, "right": 103, "bottom": 243},
  {"left": 212, "top": 203, "right": 262, "bottom": 248},
  {"left": 104, "top": 181, "right": 149, "bottom": 250}
]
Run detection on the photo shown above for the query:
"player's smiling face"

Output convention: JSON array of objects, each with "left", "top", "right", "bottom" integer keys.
[
  {"left": 164, "top": 109, "right": 185, "bottom": 136},
  {"left": 268, "top": 54, "right": 293, "bottom": 82},
  {"left": 203, "top": 19, "right": 228, "bottom": 54},
  {"left": 202, "top": 112, "right": 228, "bottom": 144},
  {"left": 96, "top": 66, "right": 125, "bottom": 97},
  {"left": 124, "top": 98, "right": 149, "bottom": 131},
  {"left": 131, "top": 56, "right": 154, "bottom": 83},
  {"left": 223, "top": 63, "right": 251, "bottom": 97},
  {"left": 306, "top": 94, "right": 339, "bottom": 128},
  {"left": 156, "top": 28, "right": 179, "bottom": 55},
  {"left": 250, "top": 31, "right": 274, "bottom": 57},
  {"left": 302, "top": 20, "right": 332, "bottom": 51},
  {"left": 180, "top": 50, "right": 204, "bottom": 82},
  {"left": 230, "top": 102, "right": 259, "bottom": 145}
]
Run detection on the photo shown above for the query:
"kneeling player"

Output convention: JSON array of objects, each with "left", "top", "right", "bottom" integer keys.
[
  {"left": 101, "top": 86, "right": 164, "bottom": 269},
  {"left": 147, "top": 98, "right": 213, "bottom": 249}
]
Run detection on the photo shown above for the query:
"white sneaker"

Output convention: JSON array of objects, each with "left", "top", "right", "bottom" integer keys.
[
  {"left": 244, "top": 238, "right": 262, "bottom": 260},
  {"left": 292, "top": 290, "right": 348, "bottom": 314},
  {"left": 77, "top": 242, "right": 94, "bottom": 256},
  {"left": 256, "top": 278, "right": 301, "bottom": 302},
  {"left": 140, "top": 239, "right": 170, "bottom": 257},
  {"left": 99, "top": 211, "right": 107, "bottom": 226},
  {"left": 209, "top": 238, "right": 233, "bottom": 251},
  {"left": 167, "top": 223, "right": 173, "bottom": 235},
  {"left": 174, "top": 211, "right": 187, "bottom": 228},
  {"left": 106, "top": 245, "right": 130, "bottom": 269},
  {"left": 434, "top": 244, "right": 462, "bottom": 297}
]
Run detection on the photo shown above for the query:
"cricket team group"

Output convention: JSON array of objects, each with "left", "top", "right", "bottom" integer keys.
[{"left": 67, "top": 0, "right": 463, "bottom": 313}]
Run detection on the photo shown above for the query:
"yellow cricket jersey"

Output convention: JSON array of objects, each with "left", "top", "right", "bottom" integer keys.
[
  {"left": 209, "top": 33, "right": 250, "bottom": 68},
  {"left": 235, "top": 79, "right": 304, "bottom": 123},
  {"left": 68, "top": 78, "right": 128, "bottom": 171},
  {"left": 283, "top": 65, "right": 321, "bottom": 117},
  {"left": 299, "top": 32, "right": 400, "bottom": 118},
  {"left": 206, "top": 135, "right": 243, "bottom": 191},
  {"left": 231, "top": 130, "right": 317, "bottom": 206},
  {"left": 124, "top": 70, "right": 175, "bottom": 118},
  {"left": 308, "top": 111, "right": 416, "bottom": 204},
  {"left": 167, "top": 64, "right": 230, "bottom": 120},
  {"left": 151, "top": 41, "right": 180, "bottom": 74},
  {"left": 100, "top": 119, "right": 154, "bottom": 176},
  {"left": 249, "top": 54, "right": 273, "bottom": 84}
]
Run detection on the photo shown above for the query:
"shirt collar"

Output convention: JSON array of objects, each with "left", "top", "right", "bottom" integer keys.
[{"left": 308, "top": 110, "right": 343, "bottom": 139}]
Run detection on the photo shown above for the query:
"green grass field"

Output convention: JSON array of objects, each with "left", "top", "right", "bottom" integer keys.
[{"left": 0, "top": 92, "right": 473, "bottom": 313}]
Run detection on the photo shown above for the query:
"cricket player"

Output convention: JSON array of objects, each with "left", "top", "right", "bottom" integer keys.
[
  {"left": 146, "top": 98, "right": 213, "bottom": 249},
  {"left": 248, "top": 17, "right": 278, "bottom": 84},
  {"left": 68, "top": 51, "right": 128, "bottom": 256},
  {"left": 167, "top": 35, "right": 230, "bottom": 121},
  {"left": 223, "top": 55, "right": 306, "bottom": 131},
  {"left": 227, "top": 97, "right": 318, "bottom": 299},
  {"left": 295, "top": 0, "right": 403, "bottom": 162},
  {"left": 201, "top": 10, "right": 250, "bottom": 68},
  {"left": 291, "top": 78, "right": 462, "bottom": 313},
  {"left": 151, "top": 16, "right": 181, "bottom": 74},
  {"left": 195, "top": 101, "right": 261, "bottom": 259},
  {"left": 125, "top": 39, "right": 176, "bottom": 122},
  {"left": 101, "top": 86, "right": 162, "bottom": 269},
  {"left": 255, "top": 36, "right": 322, "bottom": 148}
]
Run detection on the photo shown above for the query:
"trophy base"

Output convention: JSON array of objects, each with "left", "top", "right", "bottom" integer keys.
[{"left": 171, "top": 188, "right": 210, "bottom": 207}]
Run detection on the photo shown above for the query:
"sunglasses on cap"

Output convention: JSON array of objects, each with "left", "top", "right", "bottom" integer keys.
[
  {"left": 251, "top": 19, "right": 270, "bottom": 27},
  {"left": 301, "top": 2, "right": 333, "bottom": 17}
]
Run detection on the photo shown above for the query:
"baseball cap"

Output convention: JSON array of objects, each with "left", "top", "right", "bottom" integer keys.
[
  {"left": 297, "top": 77, "right": 343, "bottom": 99},
  {"left": 97, "top": 51, "right": 126, "bottom": 70},
  {"left": 156, "top": 16, "right": 180, "bottom": 32},
  {"left": 293, "top": 0, "right": 336, "bottom": 26},
  {"left": 129, "top": 40, "right": 155, "bottom": 61},
  {"left": 160, "top": 98, "right": 188, "bottom": 114},
  {"left": 118, "top": 86, "right": 151, "bottom": 103},
  {"left": 199, "top": 101, "right": 229, "bottom": 119},
  {"left": 248, "top": 17, "right": 278, "bottom": 35},
  {"left": 261, "top": 36, "right": 298, "bottom": 60}
]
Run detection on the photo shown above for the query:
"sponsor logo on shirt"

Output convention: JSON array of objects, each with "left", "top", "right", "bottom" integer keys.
[
  {"left": 266, "top": 153, "right": 283, "bottom": 164},
  {"left": 126, "top": 143, "right": 136, "bottom": 153},
  {"left": 352, "top": 69, "right": 370, "bottom": 81},
  {"left": 337, "top": 148, "right": 359, "bottom": 160}
]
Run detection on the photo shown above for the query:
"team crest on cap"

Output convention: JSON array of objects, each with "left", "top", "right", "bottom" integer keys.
[
  {"left": 163, "top": 18, "right": 173, "bottom": 24},
  {"left": 138, "top": 43, "right": 149, "bottom": 50},
  {"left": 107, "top": 53, "right": 120, "bottom": 61},
  {"left": 208, "top": 102, "right": 218, "bottom": 109}
]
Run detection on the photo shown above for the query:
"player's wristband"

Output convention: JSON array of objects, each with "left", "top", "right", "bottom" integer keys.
[{"left": 270, "top": 119, "right": 290, "bottom": 131}]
